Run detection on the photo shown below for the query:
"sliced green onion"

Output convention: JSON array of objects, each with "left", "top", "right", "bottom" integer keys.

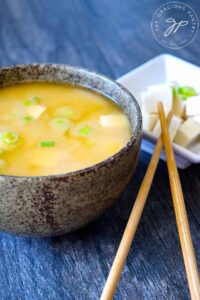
[
  {"left": 22, "top": 115, "right": 33, "bottom": 123},
  {"left": 64, "top": 109, "right": 75, "bottom": 118},
  {"left": 40, "top": 140, "right": 55, "bottom": 147},
  {"left": 59, "top": 108, "right": 78, "bottom": 120},
  {"left": 24, "top": 99, "right": 32, "bottom": 106},
  {"left": 1, "top": 131, "right": 19, "bottom": 145},
  {"left": 177, "top": 86, "right": 197, "bottom": 100},
  {"left": 78, "top": 124, "right": 92, "bottom": 136},
  {"left": 55, "top": 106, "right": 80, "bottom": 121},
  {"left": 172, "top": 87, "right": 177, "bottom": 97},
  {"left": 32, "top": 96, "right": 40, "bottom": 103},
  {"left": 51, "top": 118, "right": 69, "bottom": 128},
  {"left": 24, "top": 96, "right": 40, "bottom": 106},
  {"left": 181, "top": 95, "right": 188, "bottom": 101}
]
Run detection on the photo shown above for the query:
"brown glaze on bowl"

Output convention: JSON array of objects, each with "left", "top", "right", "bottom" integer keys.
[{"left": 0, "top": 64, "right": 142, "bottom": 236}]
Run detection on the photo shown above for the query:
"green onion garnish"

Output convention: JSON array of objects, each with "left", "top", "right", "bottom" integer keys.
[
  {"left": 24, "top": 96, "right": 40, "bottom": 106},
  {"left": 172, "top": 87, "right": 177, "bottom": 97},
  {"left": 177, "top": 86, "right": 197, "bottom": 100},
  {"left": 55, "top": 107, "right": 80, "bottom": 120},
  {"left": 32, "top": 96, "right": 40, "bottom": 103},
  {"left": 78, "top": 124, "right": 92, "bottom": 136},
  {"left": 181, "top": 94, "right": 188, "bottom": 101},
  {"left": 40, "top": 140, "right": 55, "bottom": 147},
  {"left": 22, "top": 115, "right": 33, "bottom": 123},
  {"left": 59, "top": 108, "right": 77, "bottom": 119},
  {"left": 51, "top": 118, "right": 69, "bottom": 128},
  {"left": 24, "top": 99, "right": 32, "bottom": 106},
  {"left": 1, "top": 131, "right": 19, "bottom": 145}
]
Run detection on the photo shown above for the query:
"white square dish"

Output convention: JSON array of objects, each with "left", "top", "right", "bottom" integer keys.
[{"left": 117, "top": 54, "right": 200, "bottom": 169}]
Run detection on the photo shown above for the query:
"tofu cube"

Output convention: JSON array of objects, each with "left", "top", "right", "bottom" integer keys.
[
  {"left": 152, "top": 115, "right": 182, "bottom": 141},
  {"left": 28, "top": 105, "right": 46, "bottom": 119},
  {"left": 141, "top": 84, "right": 173, "bottom": 114},
  {"left": 142, "top": 111, "right": 158, "bottom": 131},
  {"left": 173, "top": 94, "right": 186, "bottom": 117},
  {"left": 174, "top": 118, "right": 200, "bottom": 147},
  {"left": 185, "top": 96, "right": 200, "bottom": 117},
  {"left": 100, "top": 114, "right": 130, "bottom": 128}
]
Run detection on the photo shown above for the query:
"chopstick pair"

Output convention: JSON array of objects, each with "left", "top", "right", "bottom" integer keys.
[{"left": 101, "top": 103, "right": 200, "bottom": 300}]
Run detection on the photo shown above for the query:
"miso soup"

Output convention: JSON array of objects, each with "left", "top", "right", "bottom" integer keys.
[{"left": 0, "top": 83, "right": 132, "bottom": 176}]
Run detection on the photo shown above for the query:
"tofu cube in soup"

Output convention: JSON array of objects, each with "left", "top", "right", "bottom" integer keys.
[
  {"left": 100, "top": 114, "right": 130, "bottom": 128},
  {"left": 28, "top": 105, "right": 46, "bottom": 119}
]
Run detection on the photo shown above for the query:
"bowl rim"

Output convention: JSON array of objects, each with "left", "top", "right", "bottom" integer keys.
[{"left": 0, "top": 63, "right": 142, "bottom": 180}]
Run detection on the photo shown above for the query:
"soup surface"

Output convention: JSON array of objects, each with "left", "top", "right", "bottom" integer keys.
[{"left": 0, "top": 82, "right": 131, "bottom": 176}]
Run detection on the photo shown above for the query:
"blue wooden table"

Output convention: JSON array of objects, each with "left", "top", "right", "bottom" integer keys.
[{"left": 0, "top": 1, "right": 200, "bottom": 299}]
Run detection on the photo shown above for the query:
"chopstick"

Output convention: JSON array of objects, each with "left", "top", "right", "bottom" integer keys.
[
  {"left": 157, "top": 102, "right": 200, "bottom": 300},
  {"left": 100, "top": 111, "right": 173, "bottom": 300}
]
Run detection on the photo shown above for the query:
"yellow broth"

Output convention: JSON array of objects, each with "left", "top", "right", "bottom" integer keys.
[{"left": 0, "top": 82, "right": 132, "bottom": 176}]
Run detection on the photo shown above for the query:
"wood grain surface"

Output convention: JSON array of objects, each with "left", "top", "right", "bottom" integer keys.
[{"left": 0, "top": 0, "right": 199, "bottom": 299}]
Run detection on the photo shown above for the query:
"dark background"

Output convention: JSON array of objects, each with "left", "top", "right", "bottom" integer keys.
[{"left": 0, "top": 0, "right": 199, "bottom": 299}]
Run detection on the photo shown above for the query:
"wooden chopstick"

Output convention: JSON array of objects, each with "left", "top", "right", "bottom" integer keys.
[
  {"left": 157, "top": 102, "right": 200, "bottom": 300},
  {"left": 100, "top": 111, "right": 173, "bottom": 300}
]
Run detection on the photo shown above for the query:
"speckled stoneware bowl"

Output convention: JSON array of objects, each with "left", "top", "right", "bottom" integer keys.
[{"left": 0, "top": 64, "right": 142, "bottom": 236}]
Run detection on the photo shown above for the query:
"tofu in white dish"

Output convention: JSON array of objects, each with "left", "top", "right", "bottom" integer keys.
[
  {"left": 141, "top": 84, "right": 172, "bottom": 114},
  {"left": 185, "top": 95, "right": 200, "bottom": 117},
  {"left": 173, "top": 94, "right": 186, "bottom": 117},
  {"left": 140, "top": 83, "right": 200, "bottom": 150},
  {"left": 142, "top": 111, "right": 158, "bottom": 131},
  {"left": 174, "top": 118, "right": 200, "bottom": 147},
  {"left": 153, "top": 115, "right": 182, "bottom": 141}
]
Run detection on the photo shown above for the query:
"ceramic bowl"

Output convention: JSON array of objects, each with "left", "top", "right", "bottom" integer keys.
[{"left": 0, "top": 64, "right": 142, "bottom": 236}]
